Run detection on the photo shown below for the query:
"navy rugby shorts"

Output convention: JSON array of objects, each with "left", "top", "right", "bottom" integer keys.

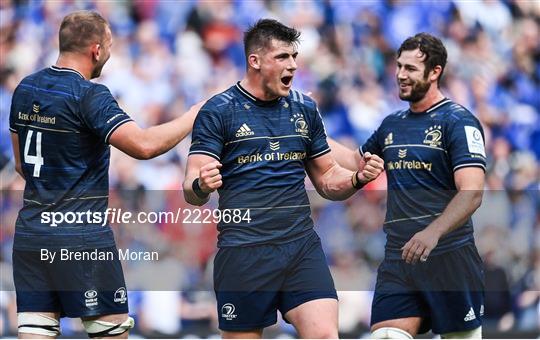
[
  {"left": 214, "top": 230, "right": 337, "bottom": 331},
  {"left": 13, "top": 246, "right": 128, "bottom": 317},
  {"left": 371, "top": 244, "right": 484, "bottom": 334}
]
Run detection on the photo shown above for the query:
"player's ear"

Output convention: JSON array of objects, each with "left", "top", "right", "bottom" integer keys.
[
  {"left": 90, "top": 43, "right": 101, "bottom": 63},
  {"left": 248, "top": 53, "right": 261, "bottom": 70},
  {"left": 430, "top": 65, "right": 443, "bottom": 82}
]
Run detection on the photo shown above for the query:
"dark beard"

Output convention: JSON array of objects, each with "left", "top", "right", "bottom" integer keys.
[
  {"left": 91, "top": 58, "right": 107, "bottom": 79},
  {"left": 91, "top": 64, "right": 103, "bottom": 79},
  {"left": 399, "top": 79, "right": 430, "bottom": 102}
]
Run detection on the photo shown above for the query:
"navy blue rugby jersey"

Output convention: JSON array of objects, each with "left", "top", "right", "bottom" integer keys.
[
  {"left": 189, "top": 82, "right": 330, "bottom": 247},
  {"left": 9, "top": 66, "right": 132, "bottom": 250},
  {"left": 361, "top": 98, "right": 486, "bottom": 259}
]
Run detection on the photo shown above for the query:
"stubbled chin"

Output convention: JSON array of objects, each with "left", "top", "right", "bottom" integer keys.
[
  {"left": 399, "top": 92, "right": 411, "bottom": 100},
  {"left": 277, "top": 84, "right": 291, "bottom": 95},
  {"left": 280, "top": 88, "right": 291, "bottom": 97}
]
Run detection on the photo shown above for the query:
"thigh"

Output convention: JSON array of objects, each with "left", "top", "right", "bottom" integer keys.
[
  {"left": 214, "top": 246, "right": 287, "bottom": 331},
  {"left": 284, "top": 298, "right": 338, "bottom": 339},
  {"left": 50, "top": 247, "right": 129, "bottom": 318},
  {"left": 371, "top": 260, "right": 430, "bottom": 333},
  {"left": 13, "top": 249, "right": 61, "bottom": 313},
  {"left": 421, "top": 290, "right": 483, "bottom": 335},
  {"left": 279, "top": 232, "right": 337, "bottom": 314},
  {"left": 415, "top": 246, "right": 484, "bottom": 334}
]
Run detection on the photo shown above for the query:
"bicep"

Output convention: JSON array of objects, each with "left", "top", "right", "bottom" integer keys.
[
  {"left": 108, "top": 121, "right": 145, "bottom": 156},
  {"left": 327, "top": 137, "right": 361, "bottom": 171},
  {"left": 454, "top": 167, "right": 485, "bottom": 191},
  {"left": 186, "top": 154, "right": 218, "bottom": 177},
  {"left": 305, "top": 153, "right": 336, "bottom": 185}
]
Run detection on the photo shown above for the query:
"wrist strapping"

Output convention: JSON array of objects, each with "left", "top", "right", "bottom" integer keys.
[
  {"left": 351, "top": 170, "right": 365, "bottom": 189},
  {"left": 192, "top": 178, "right": 210, "bottom": 199}
]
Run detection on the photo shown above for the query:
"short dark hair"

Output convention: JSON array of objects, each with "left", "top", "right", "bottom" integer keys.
[
  {"left": 243, "top": 19, "right": 300, "bottom": 57},
  {"left": 59, "top": 10, "right": 108, "bottom": 53},
  {"left": 397, "top": 33, "right": 448, "bottom": 84}
]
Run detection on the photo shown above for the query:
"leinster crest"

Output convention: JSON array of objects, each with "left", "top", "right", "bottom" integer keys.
[
  {"left": 291, "top": 113, "right": 309, "bottom": 135},
  {"left": 423, "top": 125, "right": 442, "bottom": 147}
]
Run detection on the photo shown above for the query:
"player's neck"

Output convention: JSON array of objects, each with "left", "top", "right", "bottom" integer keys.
[
  {"left": 409, "top": 87, "right": 445, "bottom": 113},
  {"left": 239, "top": 77, "right": 279, "bottom": 102},
  {"left": 56, "top": 54, "right": 92, "bottom": 80}
]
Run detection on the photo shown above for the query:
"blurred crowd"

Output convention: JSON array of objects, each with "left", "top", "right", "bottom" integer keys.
[{"left": 1, "top": 0, "right": 539, "bottom": 338}]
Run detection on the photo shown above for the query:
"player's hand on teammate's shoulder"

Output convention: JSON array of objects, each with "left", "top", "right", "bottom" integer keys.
[
  {"left": 181, "top": 100, "right": 206, "bottom": 121},
  {"left": 401, "top": 227, "right": 441, "bottom": 264},
  {"left": 358, "top": 152, "right": 384, "bottom": 184},
  {"left": 189, "top": 100, "right": 206, "bottom": 115},
  {"left": 199, "top": 161, "right": 223, "bottom": 193}
]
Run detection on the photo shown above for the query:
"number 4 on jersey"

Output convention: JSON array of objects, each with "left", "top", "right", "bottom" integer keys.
[{"left": 24, "top": 130, "right": 44, "bottom": 177}]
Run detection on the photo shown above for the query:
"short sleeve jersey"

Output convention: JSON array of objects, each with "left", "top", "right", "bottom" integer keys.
[
  {"left": 9, "top": 66, "right": 132, "bottom": 250},
  {"left": 189, "top": 83, "right": 330, "bottom": 247},
  {"left": 361, "top": 99, "right": 486, "bottom": 258}
]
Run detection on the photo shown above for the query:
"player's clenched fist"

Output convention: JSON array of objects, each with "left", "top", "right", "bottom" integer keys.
[
  {"left": 199, "top": 161, "right": 223, "bottom": 193},
  {"left": 358, "top": 152, "right": 384, "bottom": 183}
]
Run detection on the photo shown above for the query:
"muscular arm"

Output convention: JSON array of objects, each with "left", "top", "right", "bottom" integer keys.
[
  {"left": 327, "top": 137, "right": 363, "bottom": 171},
  {"left": 402, "top": 167, "right": 485, "bottom": 264},
  {"left": 183, "top": 154, "right": 222, "bottom": 206},
  {"left": 10, "top": 133, "right": 23, "bottom": 178},
  {"left": 109, "top": 102, "right": 203, "bottom": 160},
  {"left": 327, "top": 137, "right": 384, "bottom": 182},
  {"left": 428, "top": 167, "right": 484, "bottom": 236},
  {"left": 305, "top": 153, "right": 358, "bottom": 201},
  {"left": 305, "top": 150, "right": 383, "bottom": 201}
]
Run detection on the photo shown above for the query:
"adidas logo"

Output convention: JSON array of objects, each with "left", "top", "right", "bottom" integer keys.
[
  {"left": 236, "top": 123, "right": 255, "bottom": 138},
  {"left": 464, "top": 307, "right": 476, "bottom": 322}
]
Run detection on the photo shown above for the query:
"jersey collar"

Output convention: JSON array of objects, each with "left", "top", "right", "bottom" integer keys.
[
  {"left": 235, "top": 82, "right": 282, "bottom": 107},
  {"left": 50, "top": 65, "right": 85, "bottom": 79},
  {"left": 410, "top": 97, "right": 452, "bottom": 114}
]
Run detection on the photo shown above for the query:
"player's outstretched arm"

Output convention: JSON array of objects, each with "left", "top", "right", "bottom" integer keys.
[
  {"left": 183, "top": 154, "right": 222, "bottom": 206},
  {"left": 305, "top": 152, "right": 383, "bottom": 201},
  {"left": 327, "top": 137, "right": 362, "bottom": 171},
  {"left": 109, "top": 101, "right": 205, "bottom": 160},
  {"left": 10, "top": 133, "right": 23, "bottom": 178},
  {"left": 401, "top": 167, "right": 485, "bottom": 264},
  {"left": 328, "top": 137, "right": 385, "bottom": 176}
]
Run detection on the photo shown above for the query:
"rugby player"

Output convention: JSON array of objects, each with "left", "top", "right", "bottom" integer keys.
[
  {"left": 183, "top": 19, "right": 384, "bottom": 339},
  {"left": 9, "top": 10, "right": 202, "bottom": 338},
  {"left": 330, "top": 33, "right": 486, "bottom": 339}
]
